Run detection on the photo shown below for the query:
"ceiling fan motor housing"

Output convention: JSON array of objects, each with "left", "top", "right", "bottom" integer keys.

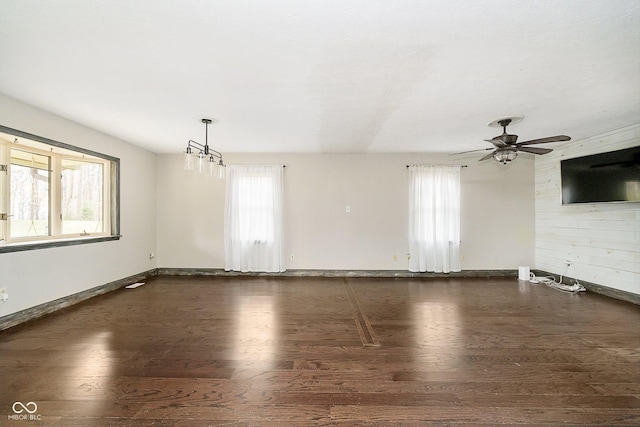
[{"left": 501, "top": 134, "right": 518, "bottom": 145}]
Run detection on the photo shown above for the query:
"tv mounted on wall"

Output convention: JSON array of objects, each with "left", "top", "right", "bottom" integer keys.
[{"left": 561, "top": 146, "right": 640, "bottom": 204}]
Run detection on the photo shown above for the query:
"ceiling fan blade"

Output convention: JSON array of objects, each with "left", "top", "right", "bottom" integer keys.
[
  {"left": 451, "top": 147, "right": 493, "bottom": 155},
  {"left": 484, "top": 138, "right": 507, "bottom": 148},
  {"left": 519, "top": 146, "right": 553, "bottom": 155},
  {"left": 479, "top": 151, "right": 495, "bottom": 161},
  {"left": 519, "top": 135, "right": 571, "bottom": 145}
]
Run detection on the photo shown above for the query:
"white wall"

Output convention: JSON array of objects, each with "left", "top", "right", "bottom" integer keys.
[
  {"left": 0, "top": 94, "right": 158, "bottom": 318},
  {"left": 157, "top": 152, "right": 535, "bottom": 270},
  {"left": 535, "top": 124, "right": 640, "bottom": 295}
]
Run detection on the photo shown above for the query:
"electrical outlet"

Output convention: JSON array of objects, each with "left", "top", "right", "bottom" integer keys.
[
  {"left": 0, "top": 288, "right": 8, "bottom": 302},
  {"left": 565, "top": 260, "right": 572, "bottom": 266},
  {"left": 290, "top": 253, "right": 295, "bottom": 261},
  {"left": 149, "top": 252, "right": 155, "bottom": 260}
]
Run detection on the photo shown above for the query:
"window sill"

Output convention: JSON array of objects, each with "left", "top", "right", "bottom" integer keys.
[{"left": 0, "top": 235, "right": 121, "bottom": 254}]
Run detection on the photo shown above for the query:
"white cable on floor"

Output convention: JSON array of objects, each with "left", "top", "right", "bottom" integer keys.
[{"left": 528, "top": 265, "right": 586, "bottom": 294}]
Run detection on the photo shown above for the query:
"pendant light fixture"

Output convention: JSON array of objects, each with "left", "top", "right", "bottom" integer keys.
[{"left": 183, "top": 118, "right": 226, "bottom": 179}]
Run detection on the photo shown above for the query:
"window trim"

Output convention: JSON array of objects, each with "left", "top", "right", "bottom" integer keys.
[{"left": 0, "top": 125, "right": 120, "bottom": 253}]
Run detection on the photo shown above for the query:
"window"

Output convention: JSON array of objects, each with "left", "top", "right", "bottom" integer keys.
[
  {"left": 237, "top": 175, "right": 275, "bottom": 243},
  {"left": 9, "top": 149, "right": 50, "bottom": 239},
  {"left": 408, "top": 165, "right": 461, "bottom": 273},
  {"left": 0, "top": 125, "right": 120, "bottom": 252},
  {"left": 224, "top": 165, "right": 285, "bottom": 272},
  {"left": 61, "top": 158, "right": 105, "bottom": 235}
]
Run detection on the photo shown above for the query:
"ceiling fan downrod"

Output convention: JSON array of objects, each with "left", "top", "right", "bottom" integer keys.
[{"left": 498, "top": 118, "right": 512, "bottom": 134}]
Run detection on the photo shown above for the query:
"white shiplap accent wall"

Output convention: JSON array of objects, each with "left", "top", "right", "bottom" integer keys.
[{"left": 535, "top": 124, "right": 640, "bottom": 295}]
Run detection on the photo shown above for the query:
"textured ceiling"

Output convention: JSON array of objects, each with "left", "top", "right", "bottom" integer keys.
[{"left": 0, "top": 0, "right": 639, "bottom": 155}]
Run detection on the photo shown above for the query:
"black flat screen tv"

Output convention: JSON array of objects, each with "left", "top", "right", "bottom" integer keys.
[{"left": 561, "top": 146, "right": 640, "bottom": 204}]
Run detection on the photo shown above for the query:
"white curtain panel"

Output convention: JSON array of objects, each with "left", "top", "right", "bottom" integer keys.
[
  {"left": 224, "top": 164, "right": 285, "bottom": 272},
  {"left": 408, "top": 165, "right": 461, "bottom": 273}
]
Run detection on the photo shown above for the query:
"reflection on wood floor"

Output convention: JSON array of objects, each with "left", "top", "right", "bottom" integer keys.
[{"left": 1, "top": 276, "right": 639, "bottom": 425}]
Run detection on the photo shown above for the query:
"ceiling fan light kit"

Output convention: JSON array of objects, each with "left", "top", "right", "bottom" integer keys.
[
  {"left": 493, "top": 147, "right": 518, "bottom": 164},
  {"left": 454, "top": 116, "right": 571, "bottom": 165}
]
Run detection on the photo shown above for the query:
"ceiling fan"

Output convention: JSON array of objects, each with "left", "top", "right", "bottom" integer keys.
[{"left": 456, "top": 117, "right": 571, "bottom": 164}]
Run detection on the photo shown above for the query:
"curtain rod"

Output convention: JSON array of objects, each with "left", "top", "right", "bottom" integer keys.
[{"left": 406, "top": 164, "right": 467, "bottom": 168}]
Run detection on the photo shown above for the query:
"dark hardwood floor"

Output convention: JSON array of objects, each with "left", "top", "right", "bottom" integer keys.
[{"left": 1, "top": 276, "right": 639, "bottom": 425}]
